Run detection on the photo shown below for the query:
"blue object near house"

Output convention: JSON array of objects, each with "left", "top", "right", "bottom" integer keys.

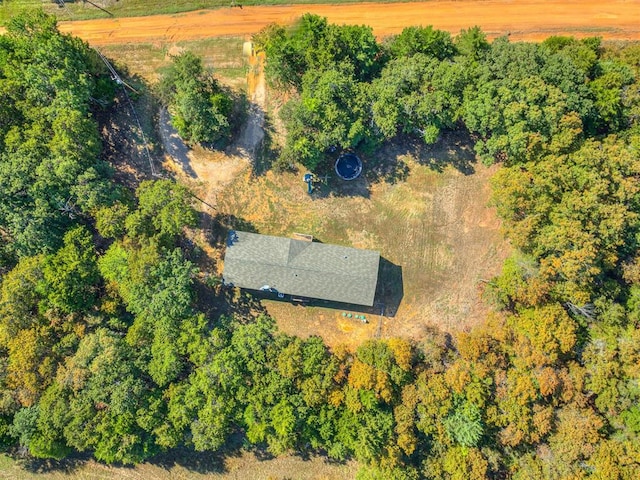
[
  {"left": 303, "top": 173, "right": 314, "bottom": 193},
  {"left": 335, "top": 153, "right": 362, "bottom": 180}
]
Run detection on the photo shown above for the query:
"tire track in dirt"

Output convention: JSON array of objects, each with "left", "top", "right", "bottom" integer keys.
[
  {"left": 163, "top": 47, "right": 264, "bottom": 244},
  {"left": 55, "top": 0, "right": 640, "bottom": 45}
]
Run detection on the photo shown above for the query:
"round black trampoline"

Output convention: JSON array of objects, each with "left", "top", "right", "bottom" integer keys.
[{"left": 335, "top": 153, "right": 362, "bottom": 180}]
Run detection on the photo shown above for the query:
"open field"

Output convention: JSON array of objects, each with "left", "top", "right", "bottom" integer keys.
[
  {"left": 99, "top": 37, "right": 246, "bottom": 85},
  {"left": 2, "top": 0, "right": 490, "bottom": 23},
  {"left": 55, "top": 0, "right": 640, "bottom": 45},
  {"left": 214, "top": 134, "right": 510, "bottom": 348},
  {"left": 91, "top": 35, "right": 510, "bottom": 348},
  {"left": 0, "top": 452, "right": 358, "bottom": 480}
]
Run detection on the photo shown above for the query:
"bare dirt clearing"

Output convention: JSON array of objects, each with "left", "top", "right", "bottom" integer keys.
[{"left": 59, "top": 0, "right": 640, "bottom": 44}]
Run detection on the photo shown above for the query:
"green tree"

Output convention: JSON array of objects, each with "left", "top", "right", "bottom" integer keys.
[
  {"left": 455, "top": 26, "right": 490, "bottom": 61},
  {"left": 159, "top": 51, "right": 232, "bottom": 144},
  {"left": 590, "top": 60, "right": 635, "bottom": 132},
  {"left": 100, "top": 243, "right": 197, "bottom": 387},
  {"left": 443, "top": 399, "right": 484, "bottom": 447},
  {"left": 41, "top": 226, "right": 99, "bottom": 314},
  {"left": 124, "top": 179, "right": 197, "bottom": 246},
  {"left": 53, "top": 329, "right": 158, "bottom": 464},
  {"left": 491, "top": 137, "right": 640, "bottom": 302},
  {"left": 372, "top": 53, "right": 467, "bottom": 143},
  {"left": 280, "top": 64, "right": 373, "bottom": 170},
  {"left": 258, "top": 14, "right": 380, "bottom": 90},
  {"left": 0, "top": 10, "right": 115, "bottom": 262},
  {"left": 95, "top": 202, "right": 130, "bottom": 239},
  {"left": 388, "top": 26, "right": 456, "bottom": 60}
]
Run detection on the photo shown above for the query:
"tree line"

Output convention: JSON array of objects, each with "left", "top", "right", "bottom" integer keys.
[
  {"left": 1, "top": 11, "right": 639, "bottom": 480},
  {"left": 255, "top": 15, "right": 637, "bottom": 171}
]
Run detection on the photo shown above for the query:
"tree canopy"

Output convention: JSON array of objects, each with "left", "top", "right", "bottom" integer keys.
[
  {"left": 256, "top": 16, "right": 638, "bottom": 171},
  {"left": 0, "top": 10, "right": 116, "bottom": 264},
  {"left": 1, "top": 12, "right": 640, "bottom": 480},
  {"left": 159, "top": 51, "right": 232, "bottom": 145}
]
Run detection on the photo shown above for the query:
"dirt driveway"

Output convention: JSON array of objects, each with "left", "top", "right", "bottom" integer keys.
[{"left": 58, "top": 0, "right": 640, "bottom": 44}]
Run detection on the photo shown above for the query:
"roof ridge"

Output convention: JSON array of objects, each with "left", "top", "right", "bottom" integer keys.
[
  {"left": 231, "top": 258, "right": 378, "bottom": 279},
  {"left": 287, "top": 238, "right": 311, "bottom": 265}
]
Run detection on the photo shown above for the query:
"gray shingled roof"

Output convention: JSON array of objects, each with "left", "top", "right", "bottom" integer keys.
[{"left": 223, "top": 231, "right": 380, "bottom": 306}]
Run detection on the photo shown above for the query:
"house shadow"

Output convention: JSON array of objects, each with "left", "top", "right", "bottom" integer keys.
[
  {"left": 250, "top": 256, "right": 403, "bottom": 318},
  {"left": 375, "top": 257, "right": 404, "bottom": 317}
]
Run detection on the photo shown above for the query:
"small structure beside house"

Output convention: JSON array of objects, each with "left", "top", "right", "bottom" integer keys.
[{"left": 223, "top": 230, "right": 380, "bottom": 306}]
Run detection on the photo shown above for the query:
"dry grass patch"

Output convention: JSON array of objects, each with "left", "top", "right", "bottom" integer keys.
[
  {"left": 0, "top": 452, "right": 357, "bottom": 480},
  {"left": 215, "top": 135, "right": 511, "bottom": 346},
  {"left": 99, "top": 37, "right": 246, "bottom": 87}
]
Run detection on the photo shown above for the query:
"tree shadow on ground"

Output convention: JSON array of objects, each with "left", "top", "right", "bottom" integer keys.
[
  {"left": 310, "top": 173, "right": 372, "bottom": 199},
  {"left": 95, "top": 79, "right": 164, "bottom": 190},
  {"left": 213, "top": 212, "right": 259, "bottom": 235},
  {"left": 11, "top": 450, "right": 92, "bottom": 475},
  {"left": 158, "top": 107, "right": 198, "bottom": 178},
  {"left": 361, "top": 128, "right": 478, "bottom": 183},
  {"left": 148, "top": 443, "right": 244, "bottom": 475},
  {"left": 386, "top": 128, "right": 478, "bottom": 175},
  {"left": 301, "top": 154, "right": 373, "bottom": 199},
  {"left": 365, "top": 154, "right": 411, "bottom": 185},
  {"left": 248, "top": 107, "right": 280, "bottom": 176},
  {"left": 195, "top": 213, "right": 266, "bottom": 321},
  {"left": 285, "top": 128, "right": 477, "bottom": 199},
  {"left": 226, "top": 88, "right": 265, "bottom": 163}
]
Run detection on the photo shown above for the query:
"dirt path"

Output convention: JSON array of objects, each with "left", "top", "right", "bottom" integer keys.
[
  {"left": 57, "top": 0, "right": 640, "bottom": 44},
  {"left": 162, "top": 47, "right": 265, "bottom": 237},
  {"left": 164, "top": 47, "right": 265, "bottom": 183},
  {"left": 235, "top": 51, "right": 266, "bottom": 158},
  {"left": 159, "top": 107, "right": 196, "bottom": 177}
]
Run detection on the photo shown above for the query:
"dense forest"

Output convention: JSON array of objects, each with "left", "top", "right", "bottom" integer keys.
[{"left": 1, "top": 10, "right": 640, "bottom": 479}]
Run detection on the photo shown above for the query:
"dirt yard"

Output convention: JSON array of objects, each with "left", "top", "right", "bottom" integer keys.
[
  {"left": 58, "top": 0, "right": 640, "bottom": 44},
  {"left": 95, "top": 36, "right": 510, "bottom": 348},
  {"left": 215, "top": 132, "right": 510, "bottom": 349}
]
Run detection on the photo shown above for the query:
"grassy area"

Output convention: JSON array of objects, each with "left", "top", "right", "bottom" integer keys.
[
  {"left": 99, "top": 37, "right": 246, "bottom": 87},
  {"left": 0, "top": 0, "right": 426, "bottom": 23},
  {"left": 214, "top": 133, "right": 510, "bottom": 346},
  {"left": 0, "top": 452, "right": 358, "bottom": 480},
  {"left": 0, "top": 0, "right": 49, "bottom": 24}
]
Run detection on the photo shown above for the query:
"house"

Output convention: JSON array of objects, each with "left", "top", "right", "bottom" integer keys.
[{"left": 223, "top": 230, "right": 380, "bottom": 306}]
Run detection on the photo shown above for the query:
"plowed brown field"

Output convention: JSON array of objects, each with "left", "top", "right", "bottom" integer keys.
[{"left": 56, "top": 0, "right": 640, "bottom": 45}]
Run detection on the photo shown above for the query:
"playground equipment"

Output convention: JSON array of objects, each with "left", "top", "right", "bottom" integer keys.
[{"left": 335, "top": 153, "right": 362, "bottom": 180}]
